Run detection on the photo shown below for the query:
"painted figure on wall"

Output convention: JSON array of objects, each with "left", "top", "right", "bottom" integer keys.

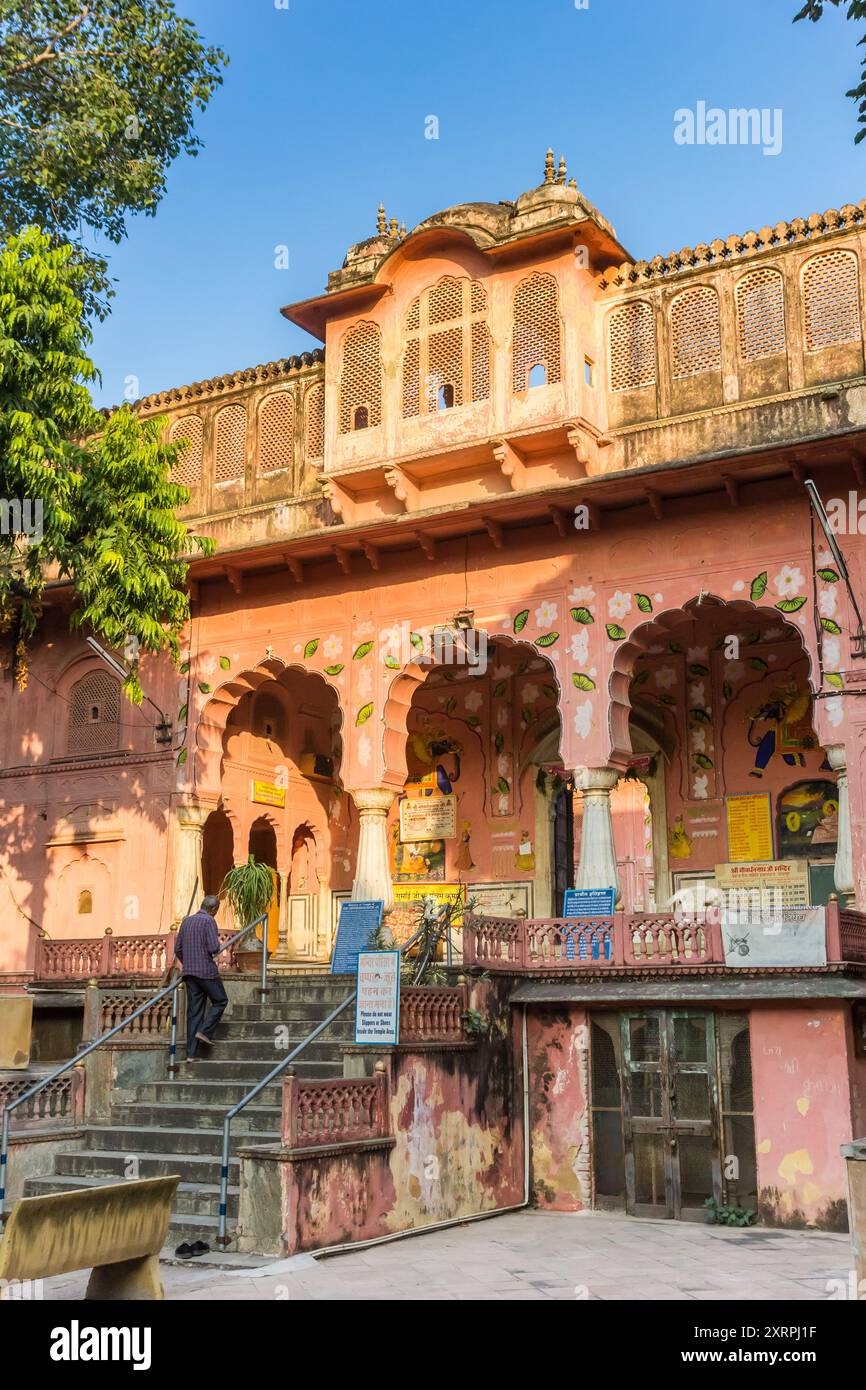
[
  {"left": 747, "top": 676, "right": 816, "bottom": 778},
  {"left": 777, "top": 780, "right": 838, "bottom": 860},
  {"left": 668, "top": 814, "right": 692, "bottom": 859}
]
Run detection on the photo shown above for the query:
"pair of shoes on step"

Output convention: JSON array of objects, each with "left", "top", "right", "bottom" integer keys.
[{"left": 175, "top": 1240, "right": 210, "bottom": 1259}]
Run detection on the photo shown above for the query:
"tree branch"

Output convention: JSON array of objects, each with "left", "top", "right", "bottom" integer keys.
[{"left": 11, "top": 4, "right": 92, "bottom": 75}]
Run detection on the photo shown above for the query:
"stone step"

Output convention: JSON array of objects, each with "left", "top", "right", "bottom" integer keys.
[
  {"left": 190, "top": 1037, "right": 346, "bottom": 1062},
  {"left": 137, "top": 1079, "right": 283, "bottom": 1106},
  {"left": 55, "top": 1147, "right": 239, "bottom": 1186},
  {"left": 23, "top": 1174, "right": 238, "bottom": 1220},
  {"left": 214, "top": 1017, "right": 354, "bottom": 1038},
  {"left": 181, "top": 1057, "right": 337, "bottom": 1082},
  {"left": 110, "top": 1101, "right": 281, "bottom": 1132},
  {"left": 79, "top": 1123, "right": 279, "bottom": 1157}
]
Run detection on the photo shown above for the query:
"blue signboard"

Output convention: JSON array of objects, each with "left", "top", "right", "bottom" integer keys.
[
  {"left": 562, "top": 887, "right": 616, "bottom": 918},
  {"left": 331, "top": 900, "right": 384, "bottom": 975}
]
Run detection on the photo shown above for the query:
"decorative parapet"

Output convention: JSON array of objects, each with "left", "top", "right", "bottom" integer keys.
[
  {"left": 281, "top": 1068, "right": 390, "bottom": 1149},
  {"left": 119, "top": 351, "right": 325, "bottom": 416},
  {"left": 399, "top": 985, "right": 466, "bottom": 1043},
  {"left": 0, "top": 1068, "right": 85, "bottom": 1129},
  {"left": 84, "top": 987, "right": 173, "bottom": 1042}
]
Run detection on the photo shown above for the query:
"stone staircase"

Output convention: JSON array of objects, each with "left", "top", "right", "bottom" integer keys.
[{"left": 23, "top": 976, "right": 355, "bottom": 1247}]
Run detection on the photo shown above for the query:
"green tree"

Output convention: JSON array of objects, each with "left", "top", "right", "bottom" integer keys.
[
  {"left": 0, "top": 225, "right": 213, "bottom": 697},
  {"left": 0, "top": 0, "right": 227, "bottom": 311},
  {"left": 795, "top": 1, "right": 866, "bottom": 142}
]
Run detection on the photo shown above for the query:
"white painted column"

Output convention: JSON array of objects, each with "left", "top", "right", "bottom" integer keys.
[
  {"left": 574, "top": 768, "right": 621, "bottom": 901},
  {"left": 351, "top": 788, "right": 396, "bottom": 909},
  {"left": 826, "top": 745, "right": 855, "bottom": 906},
  {"left": 170, "top": 803, "right": 211, "bottom": 926}
]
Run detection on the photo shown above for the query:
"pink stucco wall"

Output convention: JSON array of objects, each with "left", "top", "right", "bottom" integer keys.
[{"left": 526, "top": 1005, "right": 590, "bottom": 1210}]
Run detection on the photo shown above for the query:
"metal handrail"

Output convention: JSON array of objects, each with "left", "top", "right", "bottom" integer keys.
[
  {"left": 215, "top": 915, "right": 439, "bottom": 1245},
  {"left": 0, "top": 911, "right": 268, "bottom": 1226}
]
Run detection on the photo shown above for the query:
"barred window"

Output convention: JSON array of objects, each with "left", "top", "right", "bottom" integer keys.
[
  {"left": 338, "top": 321, "right": 382, "bottom": 434},
  {"left": 401, "top": 276, "right": 489, "bottom": 419},
  {"left": 304, "top": 382, "right": 325, "bottom": 461},
  {"left": 802, "top": 250, "right": 862, "bottom": 352},
  {"left": 608, "top": 302, "right": 657, "bottom": 391},
  {"left": 669, "top": 285, "right": 722, "bottom": 379},
  {"left": 258, "top": 391, "right": 294, "bottom": 474},
  {"left": 68, "top": 672, "right": 120, "bottom": 755},
  {"left": 215, "top": 404, "right": 247, "bottom": 483},
  {"left": 169, "top": 415, "right": 203, "bottom": 488},
  {"left": 512, "top": 272, "right": 561, "bottom": 393},
  {"left": 736, "top": 269, "right": 786, "bottom": 361}
]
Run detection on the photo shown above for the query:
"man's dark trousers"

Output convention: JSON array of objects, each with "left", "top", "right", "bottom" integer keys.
[{"left": 184, "top": 975, "right": 228, "bottom": 1057}]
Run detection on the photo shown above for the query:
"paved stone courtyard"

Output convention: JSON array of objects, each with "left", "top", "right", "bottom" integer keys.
[{"left": 30, "top": 1209, "right": 855, "bottom": 1302}]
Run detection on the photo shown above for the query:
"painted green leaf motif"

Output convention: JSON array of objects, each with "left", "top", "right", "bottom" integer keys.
[
  {"left": 750, "top": 572, "right": 768, "bottom": 601},
  {"left": 825, "top": 672, "right": 844, "bottom": 690},
  {"left": 658, "top": 693, "right": 676, "bottom": 706},
  {"left": 690, "top": 708, "right": 711, "bottom": 723},
  {"left": 723, "top": 681, "right": 733, "bottom": 701},
  {"left": 410, "top": 632, "right": 424, "bottom": 650},
  {"left": 325, "top": 664, "right": 344, "bottom": 676},
  {"left": 353, "top": 641, "right": 374, "bottom": 660},
  {"left": 176, "top": 748, "right": 187, "bottom": 766},
  {"left": 817, "top": 568, "right": 840, "bottom": 583},
  {"left": 178, "top": 703, "right": 188, "bottom": 723},
  {"left": 748, "top": 657, "right": 768, "bottom": 671},
  {"left": 493, "top": 680, "right": 507, "bottom": 698},
  {"left": 198, "top": 681, "right": 211, "bottom": 694},
  {"left": 219, "top": 655, "right": 231, "bottom": 670},
  {"left": 570, "top": 607, "right": 594, "bottom": 625},
  {"left": 775, "top": 596, "right": 806, "bottom": 613},
  {"left": 384, "top": 655, "right": 400, "bottom": 669},
  {"left": 467, "top": 715, "right": 481, "bottom": 727},
  {"left": 494, "top": 732, "right": 505, "bottom": 753},
  {"left": 572, "top": 672, "right": 596, "bottom": 691},
  {"left": 669, "top": 641, "right": 683, "bottom": 653},
  {"left": 693, "top": 753, "right": 714, "bottom": 769},
  {"left": 179, "top": 661, "right": 190, "bottom": 675},
  {"left": 744, "top": 630, "right": 762, "bottom": 645},
  {"left": 521, "top": 707, "right": 533, "bottom": 724},
  {"left": 534, "top": 631, "right": 559, "bottom": 648},
  {"left": 513, "top": 609, "right": 530, "bottom": 634},
  {"left": 821, "top": 618, "right": 842, "bottom": 635},
  {"left": 606, "top": 624, "right": 626, "bottom": 641},
  {"left": 543, "top": 684, "right": 558, "bottom": 700},
  {"left": 445, "top": 697, "right": 457, "bottom": 714},
  {"left": 635, "top": 593, "right": 653, "bottom": 613},
  {"left": 497, "top": 777, "right": 510, "bottom": 795},
  {"left": 303, "top": 639, "right": 319, "bottom": 659},
  {"left": 688, "top": 663, "right": 710, "bottom": 676},
  {"left": 632, "top": 669, "right": 650, "bottom": 687},
  {"left": 355, "top": 703, "right": 374, "bottom": 726}
]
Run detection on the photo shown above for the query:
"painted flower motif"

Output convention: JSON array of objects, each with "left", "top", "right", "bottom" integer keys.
[
  {"left": 608, "top": 590, "right": 632, "bottom": 621},
  {"left": 464, "top": 689, "right": 483, "bottom": 713},
  {"left": 692, "top": 774, "right": 709, "bottom": 800},
  {"left": 647, "top": 643, "right": 665, "bottom": 655},
  {"left": 687, "top": 646, "right": 708, "bottom": 663},
  {"left": 570, "top": 631, "right": 590, "bottom": 665},
  {"left": 357, "top": 666, "right": 373, "bottom": 698},
  {"left": 818, "top": 549, "right": 834, "bottom": 567},
  {"left": 569, "top": 585, "right": 596, "bottom": 605},
  {"left": 762, "top": 626, "right": 787, "bottom": 643},
  {"left": 535, "top": 600, "right": 558, "bottom": 630},
  {"left": 819, "top": 587, "right": 838, "bottom": 619},
  {"left": 522, "top": 683, "right": 539, "bottom": 703},
  {"left": 492, "top": 663, "right": 512, "bottom": 680},
  {"left": 496, "top": 706, "right": 509, "bottom": 729},
  {"left": 654, "top": 666, "right": 677, "bottom": 690},
  {"left": 379, "top": 623, "right": 403, "bottom": 655},
  {"left": 354, "top": 620, "right": 376, "bottom": 639},
  {"left": 690, "top": 726, "right": 707, "bottom": 752},
  {"left": 731, "top": 580, "right": 745, "bottom": 592},
  {"left": 199, "top": 653, "right": 218, "bottom": 676},
  {"left": 322, "top": 634, "right": 343, "bottom": 661},
  {"left": 773, "top": 564, "right": 805, "bottom": 599},
  {"left": 497, "top": 754, "right": 512, "bottom": 778},
  {"left": 573, "top": 700, "right": 593, "bottom": 739},
  {"left": 826, "top": 696, "right": 844, "bottom": 728},
  {"left": 824, "top": 636, "right": 842, "bottom": 669},
  {"left": 726, "top": 660, "right": 745, "bottom": 684},
  {"left": 497, "top": 794, "right": 510, "bottom": 814},
  {"left": 688, "top": 681, "right": 706, "bottom": 706},
  {"left": 357, "top": 733, "right": 372, "bottom": 767}
]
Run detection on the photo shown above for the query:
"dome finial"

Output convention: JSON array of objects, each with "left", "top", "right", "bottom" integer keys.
[
  {"left": 377, "top": 203, "right": 387, "bottom": 235},
  {"left": 557, "top": 154, "right": 567, "bottom": 185},
  {"left": 544, "top": 148, "right": 555, "bottom": 185}
]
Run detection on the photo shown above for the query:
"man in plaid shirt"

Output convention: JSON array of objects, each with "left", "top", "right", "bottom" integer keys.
[{"left": 174, "top": 895, "right": 228, "bottom": 1061}]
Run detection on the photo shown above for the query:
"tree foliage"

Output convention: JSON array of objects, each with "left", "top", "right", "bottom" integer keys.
[
  {"left": 795, "top": 0, "right": 866, "bottom": 142},
  {"left": 0, "top": 1, "right": 227, "bottom": 310},
  {"left": 0, "top": 225, "right": 214, "bottom": 697}
]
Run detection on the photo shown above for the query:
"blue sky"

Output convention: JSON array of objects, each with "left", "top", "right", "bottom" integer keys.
[{"left": 89, "top": 0, "right": 863, "bottom": 407}]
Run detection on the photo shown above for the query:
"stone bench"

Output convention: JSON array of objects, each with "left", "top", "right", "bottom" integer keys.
[{"left": 0, "top": 1175, "right": 179, "bottom": 1300}]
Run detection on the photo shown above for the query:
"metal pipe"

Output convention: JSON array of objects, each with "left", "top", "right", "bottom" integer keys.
[
  {"left": 260, "top": 917, "right": 269, "bottom": 1005},
  {"left": 168, "top": 979, "right": 182, "bottom": 1076}
]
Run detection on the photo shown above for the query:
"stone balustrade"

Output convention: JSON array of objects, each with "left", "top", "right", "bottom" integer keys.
[
  {"left": 0, "top": 1068, "right": 84, "bottom": 1129},
  {"left": 281, "top": 1070, "right": 390, "bottom": 1150},
  {"left": 399, "top": 986, "right": 466, "bottom": 1042}
]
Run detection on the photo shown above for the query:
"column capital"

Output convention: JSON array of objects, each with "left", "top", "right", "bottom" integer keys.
[
  {"left": 574, "top": 767, "right": 619, "bottom": 795},
  {"left": 824, "top": 744, "right": 848, "bottom": 775},
  {"left": 174, "top": 800, "right": 215, "bottom": 831},
  {"left": 351, "top": 787, "right": 396, "bottom": 815}
]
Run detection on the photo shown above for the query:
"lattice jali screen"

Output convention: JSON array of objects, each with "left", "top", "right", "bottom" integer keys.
[
  {"left": 338, "top": 321, "right": 382, "bottom": 433},
  {"left": 258, "top": 391, "right": 294, "bottom": 474},
  {"left": 401, "top": 276, "right": 489, "bottom": 418},
  {"left": 736, "top": 268, "right": 786, "bottom": 361},
  {"left": 304, "top": 382, "right": 325, "bottom": 461},
  {"left": 802, "top": 250, "right": 862, "bottom": 352},
  {"left": 214, "top": 404, "right": 247, "bottom": 483},
  {"left": 512, "top": 272, "right": 562, "bottom": 392},
  {"left": 169, "top": 415, "right": 204, "bottom": 487},
  {"left": 68, "top": 672, "right": 120, "bottom": 755},
  {"left": 669, "top": 285, "right": 722, "bottom": 378},
  {"left": 607, "top": 302, "right": 657, "bottom": 391}
]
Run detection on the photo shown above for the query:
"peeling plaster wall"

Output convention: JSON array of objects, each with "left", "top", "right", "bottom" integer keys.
[
  {"left": 526, "top": 1005, "right": 590, "bottom": 1210},
  {"left": 751, "top": 1006, "right": 855, "bottom": 1230}
]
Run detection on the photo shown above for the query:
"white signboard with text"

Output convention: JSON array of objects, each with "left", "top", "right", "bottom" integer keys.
[{"left": 354, "top": 951, "right": 401, "bottom": 1045}]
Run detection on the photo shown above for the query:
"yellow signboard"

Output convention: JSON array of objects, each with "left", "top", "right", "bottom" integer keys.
[
  {"left": 399, "top": 794, "right": 457, "bottom": 843},
  {"left": 392, "top": 883, "right": 465, "bottom": 929},
  {"left": 715, "top": 860, "right": 810, "bottom": 910},
  {"left": 252, "top": 780, "right": 286, "bottom": 808},
  {"left": 725, "top": 793, "right": 773, "bottom": 863}
]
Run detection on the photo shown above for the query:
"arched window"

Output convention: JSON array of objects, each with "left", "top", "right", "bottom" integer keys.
[
  {"left": 338, "top": 322, "right": 382, "bottom": 434},
  {"left": 736, "top": 268, "right": 786, "bottom": 361},
  {"left": 214, "top": 403, "right": 247, "bottom": 483},
  {"left": 169, "top": 415, "right": 203, "bottom": 488},
  {"left": 512, "top": 272, "right": 561, "bottom": 393},
  {"left": 669, "top": 285, "right": 722, "bottom": 378},
  {"left": 304, "top": 382, "right": 325, "bottom": 462},
  {"left": 607, "top": 302, "right": 657, "bottom": 391},
  {"left": 802, "top": 250, "right": 861, "bottom": 352},
  {"left": 77, "top": 890, "right": 93, "bottom": 915},
  {"left": 401, "top": 276, "right": 490, "bottom": 419},
  {"left": 68, "top": 671, "right": 121, "bottom": 755},
  {"left": 257, "top": 391, "right": 294, "bottom": 474}
]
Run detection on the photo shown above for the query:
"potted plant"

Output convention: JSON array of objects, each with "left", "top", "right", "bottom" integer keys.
[{"left": 221, "top": 856, "right": 276, "bottom": 973}]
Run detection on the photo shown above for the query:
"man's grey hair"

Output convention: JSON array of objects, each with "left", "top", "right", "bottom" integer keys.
[{"left": 201, "top": 895, "right": 220, "bottom": 915}]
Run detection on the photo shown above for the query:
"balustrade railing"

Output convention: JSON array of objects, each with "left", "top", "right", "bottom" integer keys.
[
  {"left": 0, "top": 1070, "right": 84, "bottom": 1130},
  {"left": 399, "top": 986, "right": 465, "bottom": 1042},
  {"left": 32, "top": 928, "right": 254, "bottom": 983},
  {"left": 281, "top": 1071, "right": 390, "bottom": 1150}
]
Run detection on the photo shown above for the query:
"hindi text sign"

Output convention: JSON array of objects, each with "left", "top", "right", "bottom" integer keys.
[{"left": 355, "top": 951, "right": 400, "bottom": 1045}]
